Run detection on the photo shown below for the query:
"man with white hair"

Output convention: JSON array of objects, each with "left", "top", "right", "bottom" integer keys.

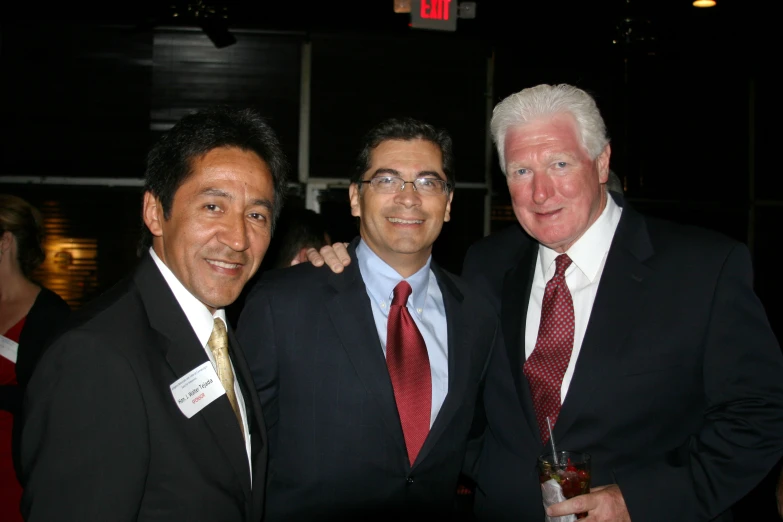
[{"left": 462, "top": 84, "right": 783, "bottom": 521}]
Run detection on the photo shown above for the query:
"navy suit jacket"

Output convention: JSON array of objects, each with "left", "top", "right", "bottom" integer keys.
[{"left": 237, "top": 240, "right": 497, "bottom": 521}]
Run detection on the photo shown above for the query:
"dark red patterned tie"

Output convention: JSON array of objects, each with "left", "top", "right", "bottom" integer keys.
[
  {"left": 386, "top": 280, "right": 432, "bottom": 466},
  {"left": 523, "top": 254, "right": 575, "bottom": 444}
]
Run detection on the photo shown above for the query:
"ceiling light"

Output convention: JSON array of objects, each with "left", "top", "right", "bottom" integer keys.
[{"left": 394, "top": 0, "right": 412, "bottom": 13}]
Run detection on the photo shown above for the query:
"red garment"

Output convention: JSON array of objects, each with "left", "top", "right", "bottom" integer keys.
[{"left": 1, "top": 316, "right": 25, "bottom": 522}]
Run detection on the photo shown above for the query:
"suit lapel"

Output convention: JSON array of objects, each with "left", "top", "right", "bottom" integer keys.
[
  {"left": 135, "top": 255, "right": 253, "bottom": 502},
  {"left": 502, "top": 240, "right": 540, "bottom": 440},
  {"left": 227, "top": 326, "right": 266, "bottom": 511},
  {"left": 413, "top": 264, "right": 471, "bottom": 467},
  {"left": 325, "top": 245, "right": 408, "bottom": 456},
  {"left": 553, "top": 202, "right": 655, "bottom": 443}
]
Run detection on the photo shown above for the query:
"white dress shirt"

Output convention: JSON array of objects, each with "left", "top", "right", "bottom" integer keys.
[
  {"left": 524, "top": 196, "right": 623, "bottom": 403},
  {"left": 356, "top": 240, "right": 449, "bottom": 428},
  {"left": 150, "top": 248, "right": 252, "bottom": 474}
]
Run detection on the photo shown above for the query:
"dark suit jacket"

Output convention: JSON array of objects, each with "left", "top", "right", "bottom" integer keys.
[
  {"left": 237, "top": 240, "right": 497, "bottom": 521},
  {"left": 20, "top": 253, "right": 267, "bottom": 522},
  {"left": 462, "top": 195, "right": 783, "bottom": 522}
]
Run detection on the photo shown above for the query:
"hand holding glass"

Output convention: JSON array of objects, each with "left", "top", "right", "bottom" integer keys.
[{"left": 537, "top": 451, "right": 591, "bottom": 521}]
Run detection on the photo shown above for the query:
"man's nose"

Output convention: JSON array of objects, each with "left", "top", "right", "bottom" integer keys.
[
  {"left": 219, "top": 213, "right": 250, "bottom": 251},
  {"left": 531, "top": 174, "right": 553, "bottom": 204},
  {"left": 394, "top": 181, "right": 422, "bottom": 206}
]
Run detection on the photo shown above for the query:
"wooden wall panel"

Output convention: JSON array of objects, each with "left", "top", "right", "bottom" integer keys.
[
  {"left": 150, "top": 29, "right": 302, "bottom": 165},
  {"left": 309, "top": 33, "right": 490, "bottom": 182},
  {"left": 1, "top": 23, "right": 152, "bottom": 178},
  {"left": 10, "top": 185, "right": 143, "bottom": 309}
]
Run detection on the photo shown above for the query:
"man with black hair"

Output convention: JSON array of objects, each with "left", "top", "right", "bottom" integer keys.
[
  {"left": 21, "top": 106, "right": 289, "bottom": 522},
  {"left": 237, "top": 117, "right": 497, "bottom": 521}
]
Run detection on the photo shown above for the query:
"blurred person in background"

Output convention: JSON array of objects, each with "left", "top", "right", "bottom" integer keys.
[
  {"left": 0, "top": 194, "right": 70, "bottom": 522},
  {"left": 264, "top": 206, "right": 330, "bottom": 269}
]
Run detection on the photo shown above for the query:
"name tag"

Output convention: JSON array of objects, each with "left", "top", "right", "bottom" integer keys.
[
  {"left": 170, "top": 361, "right": 226, "bottom": 418},
  {"left": 0, "top": 335, "right": 19, "bottom": 364}
]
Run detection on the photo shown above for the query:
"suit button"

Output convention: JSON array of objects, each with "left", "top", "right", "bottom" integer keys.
[{"left": 406, "top": 477, "right": 414, "bottom": 484}]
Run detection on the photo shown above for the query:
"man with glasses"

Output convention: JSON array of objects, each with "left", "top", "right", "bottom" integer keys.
[{"left": 236, "top": 117, "right": 498, "bottom": 521}]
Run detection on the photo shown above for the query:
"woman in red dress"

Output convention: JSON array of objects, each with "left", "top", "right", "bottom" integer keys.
[{"left": 0, "top": 195, "right": 69, "bottom": 522}]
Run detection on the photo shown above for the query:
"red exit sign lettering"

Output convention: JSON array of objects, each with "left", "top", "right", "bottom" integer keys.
[
  {"left": 411, "top": 0, "right": 458, "bottom": 31},
  {"left": 421, "top": 0, "right": 452, "bottom": 20}
]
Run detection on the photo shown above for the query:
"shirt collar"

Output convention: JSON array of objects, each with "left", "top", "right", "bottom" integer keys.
[
  {"left": 356, "top": 239, "right": 430, "bottom": 311},
  {"left": 149, "top": 247, "right": 227, "bottom": 347},
  {"left": 538, "top": 193, "right": 622, "bottom": 282}
]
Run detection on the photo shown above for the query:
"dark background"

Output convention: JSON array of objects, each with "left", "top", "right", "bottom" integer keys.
[{"left": 1, "top": 1, "right": 779, "bottom": 518}]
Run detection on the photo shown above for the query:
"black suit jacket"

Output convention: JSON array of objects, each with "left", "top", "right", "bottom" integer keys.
[
  {"left": 462, "top": 196, "right": 783, "bottom": 522},
  {"left": 237, "top": 240, "right": 497, "bottom": 521},
  {"left": 21, "top": 254, "right": 267, "bottom": 522}
]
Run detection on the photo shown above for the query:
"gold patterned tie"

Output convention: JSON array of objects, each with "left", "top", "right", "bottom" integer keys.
[{"left": 207, "top": 318, "right": 245, "bottom": 441}]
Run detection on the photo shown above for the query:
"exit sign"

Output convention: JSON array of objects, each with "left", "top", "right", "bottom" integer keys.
[{"left": 410, "top": 0, "right": 458, "bottom": 31}]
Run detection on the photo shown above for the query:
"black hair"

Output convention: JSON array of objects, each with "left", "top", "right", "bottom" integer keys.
[
  {"left": 351, "top": 117, "right": 455, "bottom": 188},
  {"left": 139, "top": 105, "right": 289, "bottom": 254}
]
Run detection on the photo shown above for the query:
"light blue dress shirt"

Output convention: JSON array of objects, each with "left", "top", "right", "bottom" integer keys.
[{"left": 356, "top": 240, "right": 449, "bottom": 428}]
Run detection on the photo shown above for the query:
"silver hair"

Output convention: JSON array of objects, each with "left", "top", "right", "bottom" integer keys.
[{"left": 490, "top": 84, "right": 610, "bottom": 174}]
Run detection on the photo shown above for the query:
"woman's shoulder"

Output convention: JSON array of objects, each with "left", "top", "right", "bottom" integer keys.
[{"left": 33, "top": 286, "right": 71, "bottom": 314}]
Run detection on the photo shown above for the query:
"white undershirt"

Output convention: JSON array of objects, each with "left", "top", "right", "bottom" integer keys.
[
  {"left": 524, "top": 196, "right": 622, "bottom": 403},
  {"left": 149, "top": 248, "right": 252, "bottom": 476}
]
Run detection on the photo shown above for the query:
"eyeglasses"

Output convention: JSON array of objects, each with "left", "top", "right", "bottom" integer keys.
[{"left": 360, "top": 176, "right": 452, "bottom": 196}]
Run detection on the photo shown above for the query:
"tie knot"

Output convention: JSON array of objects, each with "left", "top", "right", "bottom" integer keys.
[
  {"left": 391, "top": 281, "right": 413, "bottom": 307},
  {"left": 554, "top": 254, "right": 572, "bottom": 277}
]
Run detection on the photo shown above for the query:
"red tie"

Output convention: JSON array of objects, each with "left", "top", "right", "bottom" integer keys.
[
  {"left": 523, "top": 254, "right": 575, "bottom": 444},
  {"left": 386, "top": 280, "right": 432, "bottom": 466}
]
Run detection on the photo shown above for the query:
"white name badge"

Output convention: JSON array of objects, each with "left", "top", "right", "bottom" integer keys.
[
  {"left": 0, "top": 335, "right": 19, "bottom": 364},
  {"left": 170, "top": 361, "right": 226, "bottom": 418}
]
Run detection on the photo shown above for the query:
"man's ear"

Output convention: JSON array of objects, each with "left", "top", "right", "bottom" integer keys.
[
  {"left": 443, "top": 190, "right": 454, "bottom": 223},
  {"left": 142, "top": 191, "right": 164, "bottom": 238},
  {"left": 597, "top": 144, "right": 611, "bottom": 184},
  {"left": 349, "top": 183, "right": 361, "bottom": 218}
]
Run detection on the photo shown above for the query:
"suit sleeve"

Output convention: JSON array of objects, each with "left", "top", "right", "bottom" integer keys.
[
  {"left": 236, "top": 284, "right": 279, "bottom": 435},
  {"left": 614, "top": 244, "right": 783, "bottom": 522},
  {"left": 460, "top": 243, "right": 501, "bottom": 482},
  {"left": 461, "top": 320, "right": 499, "bottom": 481},
  {"left": 461, "top": 242, "right": 481, "bottom": 282},
  {"left": 21, "top": 331, "right": 149, "bottom": 522},
  {"left": 461, "top": 241, "right": 505, "bottom": 313}
]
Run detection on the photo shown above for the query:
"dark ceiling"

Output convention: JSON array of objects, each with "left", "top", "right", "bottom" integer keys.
[{"left": 2, "top": 0, "right": 758, "bottom": 57}]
